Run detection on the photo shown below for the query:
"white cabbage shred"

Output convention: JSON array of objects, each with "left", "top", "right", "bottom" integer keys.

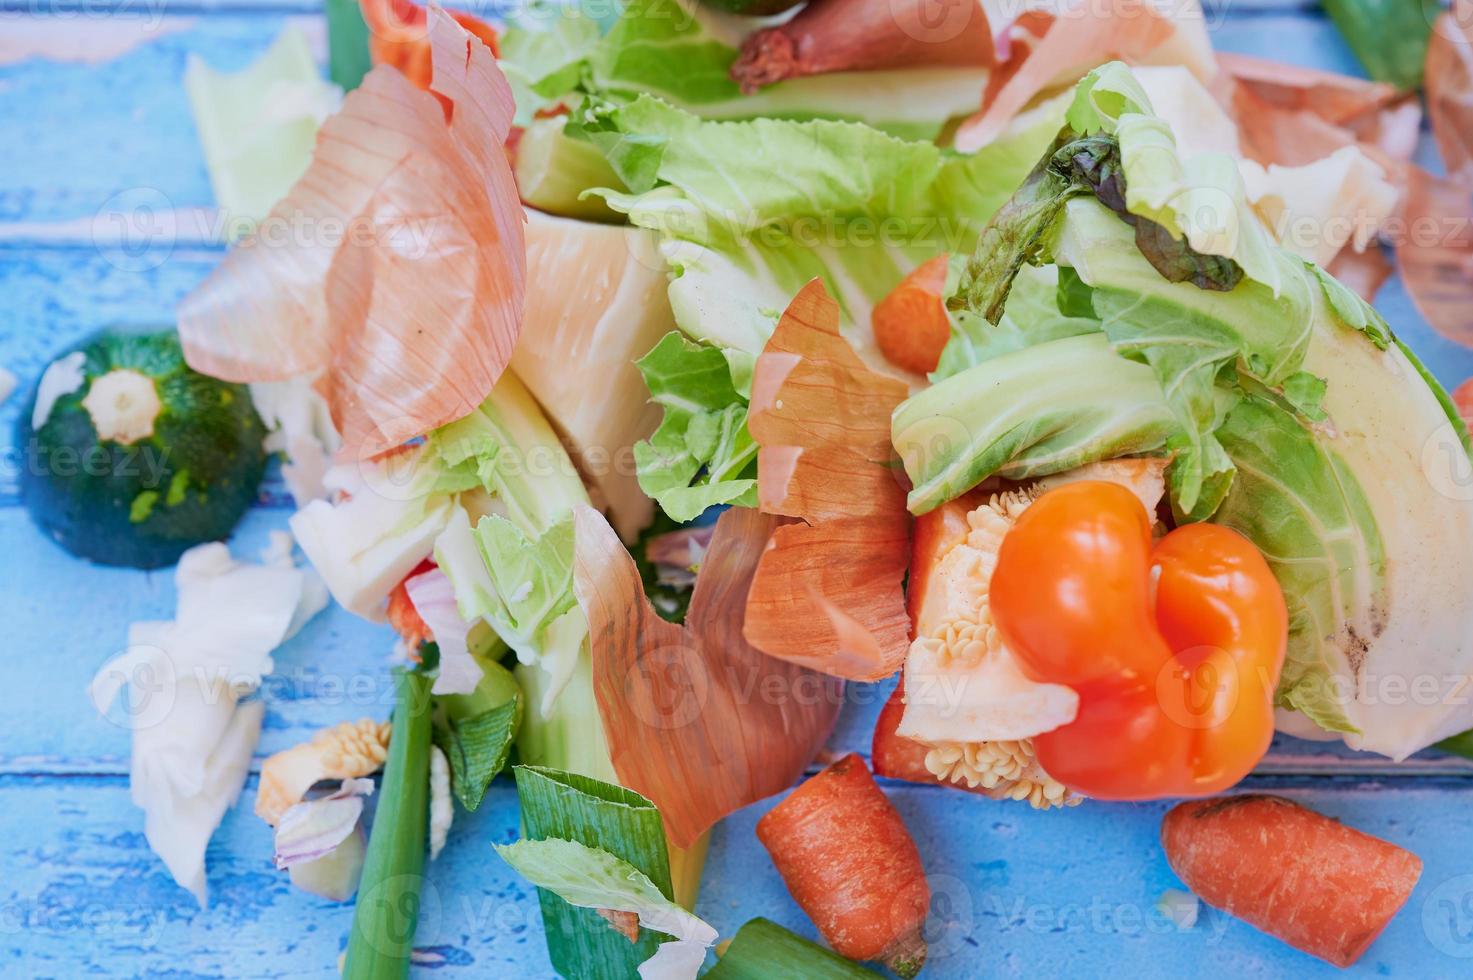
[{"left": 88, "top": 533, "right": 327, "bottom": 903}]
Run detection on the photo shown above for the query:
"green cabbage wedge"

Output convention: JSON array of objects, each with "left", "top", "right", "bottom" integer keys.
[{"left": 893, "top": 62, "right": 1473, "bottom": 759}]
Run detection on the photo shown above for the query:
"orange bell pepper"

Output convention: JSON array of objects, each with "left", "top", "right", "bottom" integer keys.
[{"left": 990, "top": 481, "right": 1287, "bottom": 799}]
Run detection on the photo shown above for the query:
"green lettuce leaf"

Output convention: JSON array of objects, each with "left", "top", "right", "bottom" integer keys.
[
  {"left": 895, "top": 333, "right": 1179, "bottom": 514},
  {"left": 429, "top": 371, "right": 588, "bottom": 535},
  {"left": 946, "top": 62, "right": 1337, "bottom": 520},
  {"left": 514, "top": 114, "right": 628, "bottom": 221},
  {"left": 435, "top": 508, "right": 589, "bottom": 716},
  {"left": 424, "top": 372, "right": 600, "bottom": 760},
  {"left": 500, "top": 0, "right": 987, "bottom": 141},
  {"left": 580, "top": 89, "right": 1066, "bottom": 360},
  {"left": 932, "top": 264, "right": 1100, "bottom": 381},
  {"left": 499, "top": 4, "right": 604, "bottom": 126},
  {"left": 572, "top": 93, "right": 1064, "bottom": 518},
  {"left": 1066, "top": 61, "right": 1283, "bottom": 291},
  {"left": 632, "top": 331, "right": 757, "bottom": 521},
  {"left": 1211, "top": 395, "right": 1378, "bottom": 735}
]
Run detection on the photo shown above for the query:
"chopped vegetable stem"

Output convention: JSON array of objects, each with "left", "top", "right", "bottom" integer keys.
[
  {"left": 756, "top": 754, "right": 930, "bottom": 978},
  {"left": 705, "top": 917, "right": 884, "bottom": 979},
  {"left": 324, "top": 0, "right": 374, "bottom": 92},
  {"left": 343, "top": 669, "right": 433, "bottom": 980},
  {"left": 514, "top": 766, "right": 674, "bottom": 979}
]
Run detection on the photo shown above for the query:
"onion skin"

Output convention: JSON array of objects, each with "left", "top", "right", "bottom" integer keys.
[{"left": 731, "top": 0, "right": 994, "bottom": 93}]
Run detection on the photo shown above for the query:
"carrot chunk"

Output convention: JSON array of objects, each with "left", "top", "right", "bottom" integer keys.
[
  {"left": 872, "top": 255, "right": 952, "bottom": 375},
  {"left": 386, "top": 559, "right": 434, "bottom": 648},
  {"left": 1162, "top": 795, "right": 1423, "bottom": 967},
  {"left": 756, "top": 754, "right": 930, "bottom": 977},
  {"left": 1454, "top": 378, "right": 1473, "bottom": 428}
]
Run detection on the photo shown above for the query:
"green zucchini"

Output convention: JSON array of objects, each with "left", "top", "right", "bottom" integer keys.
[{"left": 16, "top": 327, "right": 268, "bottom": 568}]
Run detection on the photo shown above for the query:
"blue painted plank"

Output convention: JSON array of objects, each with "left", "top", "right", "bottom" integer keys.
[
  {"left": 4, "top": 774, "right": 1473, "bottom": 977},
  {"left": 1210, "top": 13, "right": 1368, "bottom": 76},
  {"left": 0, "top": 774, "right": 549, "bottom": 977},
  {"left": 0, "top": 506, "right": 395, "bottom": 771},
  {"left": 4, "top": 4, "right": 1473, "bottom": 978},
  {"left": 0, "top": 19, "right": 240, "bottom": 226}
]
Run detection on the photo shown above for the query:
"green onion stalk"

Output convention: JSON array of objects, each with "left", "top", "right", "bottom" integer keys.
[{"left": 343, "top": 668, "right": 433, "bottom": 980}]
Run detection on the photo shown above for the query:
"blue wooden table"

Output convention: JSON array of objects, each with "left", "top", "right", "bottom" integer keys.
[{"left": 4, "top": 2, "right": 1473, "bottom": 977}]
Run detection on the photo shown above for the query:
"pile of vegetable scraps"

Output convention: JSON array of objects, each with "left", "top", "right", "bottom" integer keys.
[{"left": 28, "top": 0, "right": 1473, "bottom": 975}]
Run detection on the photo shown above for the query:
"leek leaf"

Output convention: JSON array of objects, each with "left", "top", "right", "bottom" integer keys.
[
  {"left": 1323, "top": 0, "right": 1438, "bottom": 90},
  {"left": 325, "top": 0, "right": 374, "bottom": 92},
  {"left": 705, "top": 918, "right": 883, "bottom": 979},
  {"left": 495, "top": 836, "right": 717, "bottom": 978},
  {"left": 434, "top": 672, "right": 520, "bottom": 812},
  {"left": 512, "top": 766, "right": 680, "bottom": 979}
]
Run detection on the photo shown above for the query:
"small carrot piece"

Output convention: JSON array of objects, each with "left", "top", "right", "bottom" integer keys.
[
  {"left": 1162, "top": 795, "right": 1423, "bottom": 968},
  {"left": 386, "top": 560, "right": 434, "bottom": 649},
  {"left": 756, "top": 754, "right": 930, "bottom": 978},
  {"left": 1454, "top": 378, "right": 1473, "bottom": 429},
  {"left": 872, "top": 255, "right": 953, "bottom": 376}
]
